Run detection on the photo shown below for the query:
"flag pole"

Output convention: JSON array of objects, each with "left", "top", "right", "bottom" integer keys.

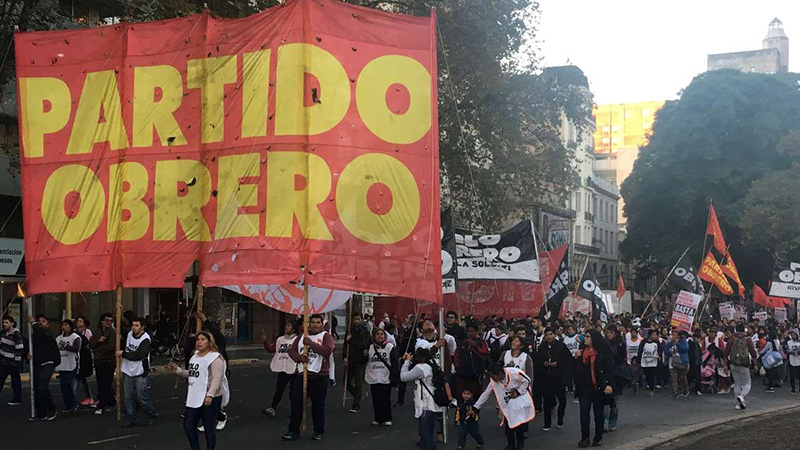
[
  {"left": 438, "top": 306, "right": 448, "bottom": 444},
  {"left": 573, "top": 257, "right": 591, "bottom": 299},
  {"left": 301, "top": 280, "right": 309, "bottom": 431},
  {"left": 342, "top": 297, "right": 352, "bottom": 408},
  {"left": 701, "top": 199, "right": 712, "bottom": 261},
  {"left": 195, "top": 283, "right": 204, "bottom": 333},
  {"left": 114, "top": 284, "right": 123, "bottom": 421},
  {"left": 26, "top": 295, "right": 34, "bottom": 419},
  {"left": 641, "top": 247, "right": 691, "bottom": 319}
]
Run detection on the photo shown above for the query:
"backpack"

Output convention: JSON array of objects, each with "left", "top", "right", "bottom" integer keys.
[
  {"left": 669, "top": 345, "right": 686, "bottom": 370},
  {"left": 420, "top": 359, "right": 453, "bottom": 407},
  {"left": 762, "top": 340, "right": 784, "bottom": 370},
  {"left": 728, "top": 336, "right": 751, "bottom": 367},
  {"left": 487, "top": 334, "right": 504, "bottom": 362}
]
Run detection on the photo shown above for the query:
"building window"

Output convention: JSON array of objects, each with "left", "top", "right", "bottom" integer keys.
[
  {"left": 601, "top": 137, "right": 610, "bottom": 145},
  {"left": 576, "top": 192, "right": 581, "bottom": 212},
  {"left": 611, "top": 125, "right": 619, "bottom": 133},
  {"left": 611, "top": 137, "right": 619, "bottom": 145},
  {"left": 576, "top": 226, "right": 581, "bottom": 244},
  {"left": 602, "top": 126, "right": 610, "bottom": 134}
]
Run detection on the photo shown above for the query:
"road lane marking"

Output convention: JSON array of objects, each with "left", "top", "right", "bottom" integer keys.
[{"left": 87, "top": 434, "right": 141, "bottom": 445}]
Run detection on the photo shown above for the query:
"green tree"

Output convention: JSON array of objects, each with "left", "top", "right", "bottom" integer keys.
[{"left": 621, "top": 70, "right": 800, "bottom": 286}]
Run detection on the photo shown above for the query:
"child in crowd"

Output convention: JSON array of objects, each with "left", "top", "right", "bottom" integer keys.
[
  {"left": 629, "top": 356, "right": 642, "bottom": 395},
  {"left": 455, "top": 388, "right": 485, "bottom": 450}
]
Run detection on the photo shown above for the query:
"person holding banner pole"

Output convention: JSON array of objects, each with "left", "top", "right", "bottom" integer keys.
[{"left": 26, "top": 296, "right": 35, "bottom": 419}]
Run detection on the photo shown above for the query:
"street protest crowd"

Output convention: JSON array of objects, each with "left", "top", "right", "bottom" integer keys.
[{"left": 3, "top": 307, "right": 799, "bottom": 450}]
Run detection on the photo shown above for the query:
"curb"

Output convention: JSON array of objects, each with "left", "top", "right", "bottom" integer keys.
[
  {"left": 609, "top": 403, "right": 800, "bottom": 450},
  {"left": 18, "top": 357, "right": 266, "bottom": 384}
]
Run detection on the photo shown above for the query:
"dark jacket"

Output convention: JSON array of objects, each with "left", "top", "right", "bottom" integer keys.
[
  {"left": 608, "top": 335, "right": 626, "bottom": 367},
  {"left": 344, "top": 325, "right": 372, "bottom": 366},
  {"left": 535, "top": 339, "right": 571, "bottom": 383},
  {"left": 688, "top": 339, "right": 702, "bottom": 367},
  {"left": 89, "top": 326, "right": 116, "bottom": 364},
  {"left": 575, "top": 346, "right": 615, "bottom": 395},
  {"left": 455, "top": 398, "right": 480, "bottom": 424},
  {"left": 454, "top": 337, "right": 489, "bottom": 380},
  {"left": 31, "top": 324, "right": 60, "bottom": 367}
]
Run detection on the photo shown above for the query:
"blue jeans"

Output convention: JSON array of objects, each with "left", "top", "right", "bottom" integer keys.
[
  {"left": 0, "top": 364, "right": 22, "bottom": 403},
  {"left": 59, "top": 368, "right": 78, "bottom": 409},
  {"left": 184, "top": 396, "right": 222, "bottom": 450},
  {"left": 418, "top": 410, "right": 437, "bottom": 450},
  {"left": 123, "top": 374, "right": 157, "bottom": 423},
  {"left": 457, "top": 421, "right": 484, "bottom": 448}
]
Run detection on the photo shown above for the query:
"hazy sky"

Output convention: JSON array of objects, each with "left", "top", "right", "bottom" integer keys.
[{"left": 537, "top": 0, "right": 800, "bottom": 105}]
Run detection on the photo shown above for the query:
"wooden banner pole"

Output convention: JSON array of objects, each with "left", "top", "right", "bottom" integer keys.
[
  {"left": 65, "top": 291, "right": 72, "bottom": 319},
  {"left": 302, "top": 281, "right": 309, "bottom": 431},
  {"left": 195, "top": 283, "right": 204, "bottom": 333},
  {"left": 114, "top": 285, "right": 122, "bottom": 422},
  {"left": 26, "top": 296, "right": 35, "bottom": 419},
  {"left": 342, "top": 297, "right": 352, "bottom": 408}
]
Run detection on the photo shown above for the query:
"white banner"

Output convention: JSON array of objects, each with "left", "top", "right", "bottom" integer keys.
[
  {"left": 770, "top": 259, "right": 800, "bottom": 299},
  {"left": 0, "top": 238, "right": 24, "bottom": 276},
  {"left": 754, "top": 311, "right": 768, "bottom": 322},
  {"left": 719, "top": 302, "right": 735, "bottom": 320},
  {"left": 224, "top": 282, "right": 351, "bottom": 315},
  {"left": 670, "top": 290, "right": 702, "bottom": 332},
  {"left": 775, "top": 307, "right": 787, "bottom": 322}
]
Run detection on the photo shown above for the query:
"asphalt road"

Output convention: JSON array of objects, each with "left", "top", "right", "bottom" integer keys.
[{"left": 2, "top": 348, "right": 800, "bottom": 450}]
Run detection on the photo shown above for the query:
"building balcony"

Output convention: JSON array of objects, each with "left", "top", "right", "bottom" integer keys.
[{"left": 574, "top": 243, "right": 601, "bottom": 255}]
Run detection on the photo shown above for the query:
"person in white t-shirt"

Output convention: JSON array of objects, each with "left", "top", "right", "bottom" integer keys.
[
  {"left": 400, "top": 347, "right": 442, "bottom": 450},
  {"left": 170, "top": 331, "right": 229, "bottom": 450},
  {"left": 55, "top": 319, "right": 81, "bottom": 412},
  {"left": 117, "top": 318, "right": 158, "bottom": 427},
  {"left": 786, "top": 331, "right": 800, "bottom": 394},
  {"left": 365, "top": 328, "right": 398, "bottom": 426},
  {"left": 261, "top": 320, "right": 298, "bottom": 418}
]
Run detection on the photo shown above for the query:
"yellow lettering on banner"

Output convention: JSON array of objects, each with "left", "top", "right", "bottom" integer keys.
[
  {"left": 41, "top": 165, "right": 105, "bottom": 245},
  {"left": 275, "top": 44, "right": 349, "bottom": 136},
  {"left": 241, "top": 50, "right": 271, "bottom": 138},
  {"left": 154, "top": 160, "right": 211, "bottom": 241},
  {"left": 336, "top": 154, "right": 420, "bottom": 244},
  {"left": 67, "top": 71, "right": 128, "bottom": 154},
  {"left": 265, "top": 152, "right": 333, "bottom": 240},
  {"left": 187, "top": 56, "right": 238, "bottom": 144},
  {"left": 107, "top": 162, "right": 149, "bottom": 242},
  {"left": 133, "top": 65, "right": 187, "bottom": 147},
  {"left": 19, "top": 77, "right": 71, "bottom": 158},
  {"left": 356, "top": 55, "right": 431, "bottom": 144},
  {"left": 216, "top": 153, "right": 260, "bottom": 239}
]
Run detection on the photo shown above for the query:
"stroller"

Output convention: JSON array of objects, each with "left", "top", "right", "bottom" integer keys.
[{"left": 699, "top": 350, "right": 717, "bottom": 394}]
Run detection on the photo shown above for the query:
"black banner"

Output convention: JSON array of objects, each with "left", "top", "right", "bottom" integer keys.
[
  {"left": 770, "top": 256, "right": 800, "bottom": 299},
  {"left": 441, "top": 208, "right": 458, "bottom": 294},
  {"left": 578, "top": 265, "right": 608, "bottom": 324},
  {"left": 539, "top": 250, "right": 569, "bottom": 321},
  {"left": 455, "top": 220, "right": 540, "bottom": 283},
  {"left": 668, "top": 253, "right": 701, "bottom": 294}
]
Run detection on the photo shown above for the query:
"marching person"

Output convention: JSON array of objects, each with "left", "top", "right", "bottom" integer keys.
[
  {"left": 55, "top": 319, "right": 81, "bottom": 412},
  {"left": 786, "top": 330, "right": 800, "bottom": 394},
  {"left": 262, "top": 320, "right": 298, "bottom": 417},
  {"left": 344, "top": 312, "right": 372, "bottom": 414},
  {"left": 28, "top": 314, "right": 60, "bottom": 421},
  {"left": 400, "top": 347, "right": 442, "bottom": 450},
  {"left": 170, "top": 331, "right": 230, "bottom": 450},
  {"left": 455, "top": 387, "right": 485, "bottom": 450},
  {"left": 503, "top": 335, "right": 534, "bottom": 380},
  {"left": 474, "top": 362, "right": 535, "bottom": 450},
  {"left": 89, "top": 312, "right": 116, "bottom": 415},
  {"left": 0, "top": 316, "right": 24, "bottom": 406},
  {"left": 604, "top": 325, "right": 626, "bottom": 432},
  {"left": 117, "top": 317, "right": 158, "bottom": 427},
  {"left": 665, "top": 330, "right": 690, "bottom": 398},
  {"left": 536, "top": 328, "right": 570, "bottom": 431},
  {"left": 283, "top": 314, "right": 335, "bottom": 441},
  {"left": 563, "top": 324, "right": 582, "bottom": 393},
  {"left": 637, "top": 329, "right": 663, "bottom": 397},
  {"left": 365, "top": 328, "right": 398, "bottom": 426},
  {"left": 725, "top": 323, "right": 758, "bottom": 410},
  {"left": 74, "top": 316, "right": 96, "bottom": 406},
  {"left": 454, "top": 322, "right": 489, "bottom": 398},
  {"left": 575, "top": 329, "right": 615, "bottom": 448}
]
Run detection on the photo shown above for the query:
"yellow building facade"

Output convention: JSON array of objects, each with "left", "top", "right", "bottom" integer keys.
[{"left": 593, "top": 100, "right": 665, "bottom": 153}]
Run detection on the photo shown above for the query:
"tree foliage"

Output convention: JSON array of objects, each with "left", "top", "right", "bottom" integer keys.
[{"left": 621, "top": 69, "right": 800, "bottom": 286}]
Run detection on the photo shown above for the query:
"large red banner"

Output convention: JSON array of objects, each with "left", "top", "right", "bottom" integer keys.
[{"left": 15, "top": 0, "right": 441, "bottom": 301}]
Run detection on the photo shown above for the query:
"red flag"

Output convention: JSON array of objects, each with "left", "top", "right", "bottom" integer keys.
[
  {"left": 753, "top": 284, "right": 786, "bottom": 308},
  {"left": 699, "top": 251, "right": 734, "bottom": 295},
  {"left": 721, "top": 254, "right": 745, "bottom": 296},
  {"left": 617, "top": 274, "right": 626, "bottom": 299},
  {"left": 706, "top": 203, "right": 727, "bottom": 253}
]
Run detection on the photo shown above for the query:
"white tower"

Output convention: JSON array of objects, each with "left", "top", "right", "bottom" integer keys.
[{"left": 763, "top": 18, "right": 789, "bottom": 73}]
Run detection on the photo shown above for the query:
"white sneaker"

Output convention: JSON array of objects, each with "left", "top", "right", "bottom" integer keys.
[
  {"left": 198, "top": 425, "right": 205, "bottom": 432},
  {"left": 216, "top": 419, "right": 226, "bottom": 431},
  {"left": 7, "top": 401, "right": 20, "bottom": 406},
  {"left": 372, "top": 421, "right": 380, "bottom": 426},
  {"left": 383, "top": 421, "right": 392, "bottom": 426},
  {"left": 263, "top": 407, "right": 276, "bottom": 417}
]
